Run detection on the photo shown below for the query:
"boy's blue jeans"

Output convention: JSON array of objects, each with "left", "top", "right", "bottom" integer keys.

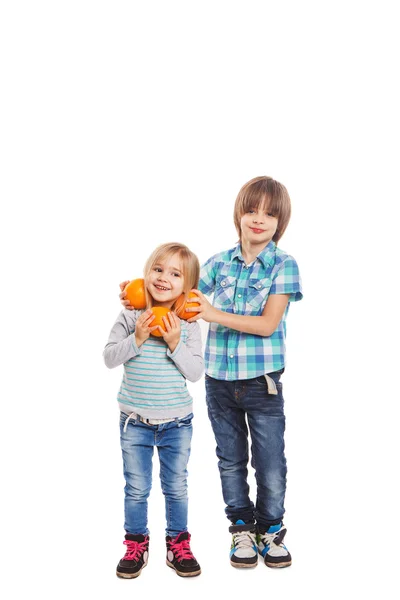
[
  {"left": 205, "top": 370, "right": 286, "bottom": 531},
  {"left": 119, "top": 412, "right": 193, "bottom": 537}
]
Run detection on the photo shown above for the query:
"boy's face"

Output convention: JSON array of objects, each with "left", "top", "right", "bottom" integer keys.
[
  {"left": 240, "top": 205, "right": 278, "bottom": 247},
  {"left": 146, "top": 253, "right": 185, "bottom": 308}
]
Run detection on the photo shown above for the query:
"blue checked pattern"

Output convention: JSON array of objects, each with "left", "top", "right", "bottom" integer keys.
[{"left": 198, "top": 241, "right": 303, "bottom": 380}]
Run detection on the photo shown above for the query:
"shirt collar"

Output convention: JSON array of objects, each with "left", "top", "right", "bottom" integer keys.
[{"left": 232, "top": 241, "right": 276, "bottom": 269}]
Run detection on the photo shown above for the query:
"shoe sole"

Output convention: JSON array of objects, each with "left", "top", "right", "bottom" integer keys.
[
  {"left": 230, "top": 560, "right": 258, "bottom": 569},
  {"left": 116, "top": 562, "right": 147, "bottom": 579},
  {"left": 265, "top": 560, "right": 292, "bottom": 568},
  {"left": 166, "top": 560, "right": 201, "bottom": 577}
]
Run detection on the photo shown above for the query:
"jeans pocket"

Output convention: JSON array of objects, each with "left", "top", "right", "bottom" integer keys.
[
  {"left": 120, "top": 412, "right": 137, "bottom": 434},
  {"left": 177, "top": 412, "right": 193, "bottom": 427},
  {"left": 253, "top": 376, "right": 283, "bottom": 398}
]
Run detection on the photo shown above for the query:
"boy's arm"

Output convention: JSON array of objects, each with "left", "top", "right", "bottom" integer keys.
[
  {"left": 119, "top": 280, "right": 134, "bottom": 310},
  {"left": 166, "top": 321, "right": 204, "bottom": 382},
  {"left": 188, "top": 291, "right": 290, "bottom": 337},
  {"left": 103, "top": 310, "right": 142, "bottom": 368},
  {"left": 197, "top": 255, "right": 217, "bottom": 295},
  {"left": 188, "top": 254, "right": 302, "bottom": 336}
]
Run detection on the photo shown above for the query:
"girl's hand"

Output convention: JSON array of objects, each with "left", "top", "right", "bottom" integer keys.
[
  {"left": 159, "top": 312, "right": 181, "bottom": 353},
  {"left": 119, "top": 281, "right": 134, "bottom": 310},
  {"left": 186, "top": 289, "right": 219, "bottom": 323},
  {"left": 134, "top": 309, "right": 158, "bottom": 346}
]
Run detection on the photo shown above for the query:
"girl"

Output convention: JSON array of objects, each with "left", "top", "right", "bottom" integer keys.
[{"left": 104, "top": 242, "right": 203, "bottom": 579}]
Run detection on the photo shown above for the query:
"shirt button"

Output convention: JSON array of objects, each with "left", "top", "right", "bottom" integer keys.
[
  {"left": 257, "top": 284, "right": 262, "bottom": 289},
  {"left": 221, "top": 281, "right": 226, "bottom": 286},
  {"left": 230, "top": 354, "right": 234, "bottom": 358},
  {"left": 237, "top": 294, "right": 242, "bottom": 298}
]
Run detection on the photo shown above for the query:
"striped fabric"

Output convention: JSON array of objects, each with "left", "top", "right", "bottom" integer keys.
[
  {"left": 118, "top": 322, "right": 193, "bottom": 418},
  {"left": 198, "top": 241, "right": 303, "bottom": 380}
]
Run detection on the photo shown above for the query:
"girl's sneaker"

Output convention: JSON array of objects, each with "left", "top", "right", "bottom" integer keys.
[
  {"left": 229, "top": 520, "right": 258, "bottom": 568},
  {"left": 257, "top": 524, "right": 292, "bottom": 568},
  {"left": 116, "top": 534, "right": 149, "bottom": 578},
  {"left": 166, "top": 531, "right": 201, "bottom": 577}
]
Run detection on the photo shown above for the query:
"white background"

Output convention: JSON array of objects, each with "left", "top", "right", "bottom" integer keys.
[{"left": 1, "top": 1, "right": 399, "bottom": 598}]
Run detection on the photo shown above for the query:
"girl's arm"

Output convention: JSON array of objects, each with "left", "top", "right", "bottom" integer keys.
[
  {"left": 187, "top": 291, "right": 290, "bottom": 337},
  {"left": 103, "top": 310, "right": 142, "bottom": 368},
  {"left": 166, "top": 321, "right": 204, "bottom": 382}
]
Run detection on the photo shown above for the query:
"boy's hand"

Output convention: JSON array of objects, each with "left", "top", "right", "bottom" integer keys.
[
  {"left": 119, "top": 281, "right": 134, "bottom": 310},
  {"left": 186, "top": 289, "right": 218, "bottom": 323},
  {"left": 134, "top": 309, "right": 158, "bottom": 346},
  {"left": 159, "top": 312, "right": 181, "bottom": 353}
]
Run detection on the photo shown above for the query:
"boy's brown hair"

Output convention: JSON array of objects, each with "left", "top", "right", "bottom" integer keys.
[{"left": 233, "top": 176, "right": 292, "bottom": 244}]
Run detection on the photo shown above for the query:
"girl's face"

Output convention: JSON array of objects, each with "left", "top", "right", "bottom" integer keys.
[
  {"left": 146, "top": 253, "right": 185, "bottom": 308},
  {"left": 240, "top": 205, "right": 278, "bottom": 247}
]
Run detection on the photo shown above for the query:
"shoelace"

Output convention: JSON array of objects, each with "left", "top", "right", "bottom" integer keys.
[
  {"left": 259, "top": 527, "right": 286, "bottom": 547},
  {"left": 233, "top": 531, "right": 257, "bottom": 549},
  {"left": 123, "top": 539, "right": 147, "bottom": 561},
  {"left": 170, "top": 536, "right": 195, "bottom": 560}
]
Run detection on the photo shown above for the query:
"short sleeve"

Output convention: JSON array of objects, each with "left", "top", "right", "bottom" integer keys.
[
  {"left": 269, "top": 256, "right": 303, "bottom": 302},
  {"left": 198, "top": 256, "right": 217, "bottom": 295}
]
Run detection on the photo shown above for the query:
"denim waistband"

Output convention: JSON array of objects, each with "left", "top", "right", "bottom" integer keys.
[
  {"left": 205, "top": 368, "right": 284, "bottom": 394},
  {"left": 123, "top": 412, "right": 176, "bottom": 433}
]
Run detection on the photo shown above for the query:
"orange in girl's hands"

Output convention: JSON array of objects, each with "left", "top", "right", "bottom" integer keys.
[
  {"left": 150, "top": 306, "right": 171, "bottom": 337},
  {"left": 174, "top": 292, "right": 200, "bottom": 320},
  {"left": 125, "top": 278, "right": 146, "bottom": 309}
]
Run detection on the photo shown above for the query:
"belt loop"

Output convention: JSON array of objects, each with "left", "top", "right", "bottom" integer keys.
[{"left": 264, "top": 374, "right": 278, "bottom": 395}]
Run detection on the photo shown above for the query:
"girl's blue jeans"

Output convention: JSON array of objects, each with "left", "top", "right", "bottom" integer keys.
[
  {"left": 119, "top": 412, "right": 193, "bottom": 537},
  {"left": 205, "top": 370, "right": 286, "bottom": 531}
]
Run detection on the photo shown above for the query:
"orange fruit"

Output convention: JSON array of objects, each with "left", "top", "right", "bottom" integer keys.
[
  {"left": 125, "top": 278, "right": 146, "bottom": 309},
  {"left": 174, "top": 291, "right": 200, "bottom": 320},
  {"left": 150, "top": 306, "right": 171, "bottom": 337}
]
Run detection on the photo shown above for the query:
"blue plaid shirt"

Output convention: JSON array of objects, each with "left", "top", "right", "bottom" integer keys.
[{"left": 198, "top": 241, "right": 303, "bottom": 380}]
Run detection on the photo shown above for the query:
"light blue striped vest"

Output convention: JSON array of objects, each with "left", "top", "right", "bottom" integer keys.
[{"left": 117, "top": 321, "right": 193, "bottom": 419}]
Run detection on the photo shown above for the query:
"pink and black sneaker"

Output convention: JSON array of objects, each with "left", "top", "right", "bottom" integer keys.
[
  {"left": 166, "top": 531, "right": 201, "bottom": 577},
  {"left": 116, "top": 533, "right": 149, "bottom": 578}
]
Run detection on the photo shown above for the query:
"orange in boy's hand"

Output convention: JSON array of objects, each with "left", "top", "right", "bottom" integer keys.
[
  {"left": 150, "top": 306, "right": 171, "bottom": 337},
  {"left": 125, "top": 278, "right": 146, "bottom": 309},
  {"left": 174, "top": 292, "right": 200, "bottom": 320}
]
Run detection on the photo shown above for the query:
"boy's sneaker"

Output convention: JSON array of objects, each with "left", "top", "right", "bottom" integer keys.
[
  {"left": 257, "top": 524, "right": 292, "bottom": 568},
  {"left": 229, "top": 520, "right": 258, "bottom": 568},
  {"left": 166, "top": 531, "right": 201, "bottom": 577},
  {"left": 116, "top": 533, "right": 149, "bottom": 578}
]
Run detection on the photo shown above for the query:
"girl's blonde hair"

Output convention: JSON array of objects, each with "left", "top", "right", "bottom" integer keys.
[
  {"left": 143, "top": 242, "right": 200, "bottom": 310},
  {"left": 233, "top": 176, "right": 292, "bottom": 244}
]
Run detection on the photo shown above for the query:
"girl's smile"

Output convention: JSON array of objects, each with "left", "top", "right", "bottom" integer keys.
[{"left": 153, "top": 284, "right": 171, "bottom": 291}]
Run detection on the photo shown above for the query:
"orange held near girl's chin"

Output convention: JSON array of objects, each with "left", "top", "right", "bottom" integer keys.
[{"left": 149, "top": 306, "right": 170, "bottom": 337}]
